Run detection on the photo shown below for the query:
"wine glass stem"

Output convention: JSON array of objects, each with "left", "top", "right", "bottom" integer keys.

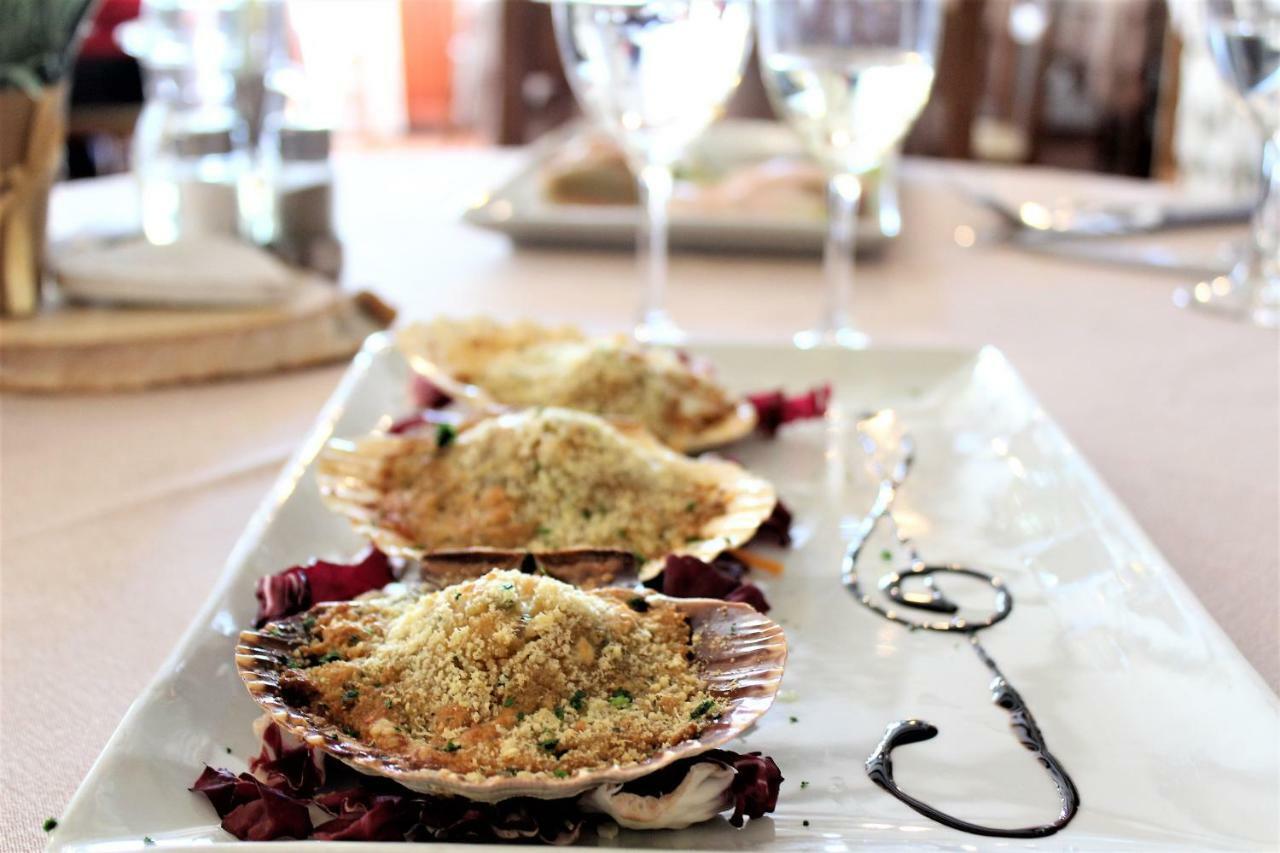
[
  {"left": 637, "top": 161, "right": 676, "bottom": 338},
  {"left": 823, "top": 171, "right": 863, "bottom": 338},
  {"left": 1250, "top": 133, "right": 1280, "bottom": 274}
]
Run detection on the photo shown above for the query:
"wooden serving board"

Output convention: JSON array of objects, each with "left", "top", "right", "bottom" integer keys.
[{"left": 0, "top": 281, "right": 395, "bottom": 392}]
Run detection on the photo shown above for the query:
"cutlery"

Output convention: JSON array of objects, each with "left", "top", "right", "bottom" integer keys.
[{"left": 960, "top": 186, "right": 1252, "bottom": 239}]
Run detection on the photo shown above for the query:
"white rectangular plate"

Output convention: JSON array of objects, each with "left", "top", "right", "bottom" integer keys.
[
  {"left": 53, "top": 337, "right": 1278, "bottom": 851},
  {"left": 463, "top": 121, "right": 898, "bottom": 255}
]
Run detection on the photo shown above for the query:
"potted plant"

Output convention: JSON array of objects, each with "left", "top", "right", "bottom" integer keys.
[{"left": 0, "top": 0, "right": 96, "bottom": 316}]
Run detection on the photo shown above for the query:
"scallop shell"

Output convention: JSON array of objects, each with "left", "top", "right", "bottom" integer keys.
[
  {"left": 236, "top": 591, "right": 787, "bottom": 802},
  {"left": 416, "top": 549, "right": 638, "bottom": 590},
  {"left": 396, "top": 318, "right": 757, "bottom": 453},
  {"left": 314, "top": 412, "right": 777, "bottom": 581}
]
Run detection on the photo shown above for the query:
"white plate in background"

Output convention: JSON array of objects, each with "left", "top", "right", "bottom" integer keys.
[
  {"left": 464, "top": 120, "right": 899, "bottom": 255},
  {"left": 50, "top": 336, "right": 1278, "bottom": 851}
]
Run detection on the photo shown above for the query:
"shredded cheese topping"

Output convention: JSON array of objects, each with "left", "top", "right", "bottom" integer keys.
[
  {"left": 281, "top": 570, "right": 718, "bottom": 778},
  {"left": 377, "top": 407, "right": 727, "bottom": 558}
]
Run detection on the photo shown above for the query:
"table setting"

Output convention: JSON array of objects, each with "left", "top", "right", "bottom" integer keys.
[{"left": 1, "top": 1, "right": 1277, "bottom": 851}]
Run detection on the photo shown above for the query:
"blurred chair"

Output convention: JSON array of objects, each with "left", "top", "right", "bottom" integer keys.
[
  {"left": 497, "top": 0, "right": 578, "bottom": 144},
  {"left": 65, "top": 0, "right": 143, "bottom": 178},
  {"left": 906, "top": 0, "right": 989, "bottom": 160}
]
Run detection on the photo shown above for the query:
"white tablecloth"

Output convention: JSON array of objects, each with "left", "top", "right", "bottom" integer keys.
[{"left": 2, "top": 148, "right": 1276, "bottom": 850}]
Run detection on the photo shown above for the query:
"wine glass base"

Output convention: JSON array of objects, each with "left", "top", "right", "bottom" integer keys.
[
  {"left": 793, "top": 327, "right": 870, "bottom": 350},
  {"left": 634, "top": 313, "right": 686, "bottom": 346},
  {"left": 1173, "top": 273, "right": 1280, "bottom": 329}
]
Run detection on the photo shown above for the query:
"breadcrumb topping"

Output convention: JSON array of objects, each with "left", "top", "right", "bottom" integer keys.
[
  {"left": 377, "top": 407, "right": 727, "bottom": 558},
  {"left": 477, "top": 339, "right": 737, "bottom": 442},
  {"left": 280, "top": 570, "right": 717, "bottom": 778},
  {"left": 406, "top": 318, "right": 739, "bottom": 443}
]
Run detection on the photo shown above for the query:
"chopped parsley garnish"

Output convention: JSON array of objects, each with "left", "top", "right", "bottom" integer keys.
[
  {"left": 320, "top": 651, "right": 342, "bottom": 664},
  {"left": 880, "top": 549, "right": 893, "bottom": 561},
  {"left": 608, "top": 689, "right": 633, "bottom": 709},
  {"left": 346, "top": 635, "right": 360, "bottom": 646},
  {"left": 789, "top": 716, "right": 798, "bottom": 724},
  {"left": 685, "top": 501, "right": 697, "bottom": 512},
  {"left": 502, "top": 582, "right": 516, "bottom": 590},
  {"left": 441, "top": 741, "right": 461, "bottom": 753},
  {"left": 581, "top": 508, "right": 592, "bottom": 520},
  {"left": 42, "top": 818, "right": 58, "bottom": 832},
  {"left": 143, "top": 838, "right": 155, "bottom": 847},
  {"left": 301, "top": 616, "right": 316, "bottom": 631},
  {"left": 626, "top": 596, "right": 649, "bottom": 612},
  {"left": 690, "top": 699, "right": 716, "bottom": 719},
  {"left": 384, "top": 699, "right": 394, "bottom": 709},
  {"left": 503, "top": 696, "right": 516, "bottom": 707},
  {"left": 435, "top": 423, "right": 456, "bottom": 448},
  {"left": 803, "top": 820, "right": 811, "bottom": 827},
  {"left": 552, "top": 769, "right": 569, "bottom": 778},
  {"left": 539, "top": 738, "right": 560, "bottom": 752},
  {"left": 800, "top": 780, "right": 810, "bottom": 789},
  {"left": 225, "top": 745, "right": 233, "bottom": 753},
  {"left": 554, "top": 705, "right": 565, "bottom": 721},
  {"left": 454, "top": 592, "right": 462, "bottom": 600},
  {"left": 341, "top": 725, "right": 359, "bottom": 738},
  {"left": 535, "top": 525, "right": 551, "bottom": 538},
  {"left": 506, "top": 768, "right": 519, "bottom": 776},
  {"left": 569, "top": 689, "right": 587, "bottom": 712},
  {"left": 517, "top": 711, "right": 526, "bottom": 722}
]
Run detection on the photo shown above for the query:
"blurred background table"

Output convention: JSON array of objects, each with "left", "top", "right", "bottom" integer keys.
[{"left": 1, "top": 144, "right": 1276, "bottom": 850}]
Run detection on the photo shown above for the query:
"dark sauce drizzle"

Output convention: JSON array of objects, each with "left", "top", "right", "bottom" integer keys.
[{"left": 843, "top": 425, "right": 1080, "bottom": 838}]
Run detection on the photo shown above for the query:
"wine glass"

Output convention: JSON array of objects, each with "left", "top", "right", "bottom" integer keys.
[
  {"left": 756, "top": 0, "right": 942, "bottom": 348},
  {"left": 549, "top": 0, "right": 754, "bottom": 344},
  {"left": 1175, "top": 0, "right": 1279, "bottom": 327}
]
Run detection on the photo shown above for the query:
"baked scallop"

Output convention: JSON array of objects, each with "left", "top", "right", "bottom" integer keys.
[
  {"left": 315, "top": 407, "right": 776, "bottom": 581},
  {"left": 396, "top": 318, "right": 757, "bottom": 452},
  {"left": 236, "top": 569, "right": 787, "bottom": 803}
]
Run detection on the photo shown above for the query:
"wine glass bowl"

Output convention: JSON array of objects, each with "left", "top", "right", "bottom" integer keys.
[
  {"left": 757, "top": 0, "right": 942, "bottom": 349},
  {"left": 550, "top": 0, "right": 754, "bottom": 343}
]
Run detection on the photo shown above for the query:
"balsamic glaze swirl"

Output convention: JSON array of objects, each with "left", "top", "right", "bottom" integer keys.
[{"left": 844, "top": 425, "right": 1080, "bottom": 838}]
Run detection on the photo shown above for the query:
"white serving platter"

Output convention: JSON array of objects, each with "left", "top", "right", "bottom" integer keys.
[
  {"left": 463, "top": 121, "right": 899, "bottom": 255},
  {"left": 51, "top": 335, "right": 1279, "bottom": 851}
]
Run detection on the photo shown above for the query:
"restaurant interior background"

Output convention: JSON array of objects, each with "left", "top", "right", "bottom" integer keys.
[{"left": 58, "top": 0, "right": 1262, "bottom": 192}]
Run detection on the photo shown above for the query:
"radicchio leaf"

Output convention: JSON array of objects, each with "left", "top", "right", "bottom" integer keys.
[
  {"left": 387, "top": 377, "right": 456, "bottom": 434},
  {"left": 193, "top": 727, "right": 780, "bottom": 841},
  {"left": 254, "top": 548, "right": 393, "bottom": 627},
  {"left": 191, "top": 766, "right": 313, "bottom": 841},
  {"left": 717, "top": 750, "right": 784, "bottom": 827},
  {"left": 612, "top": 748, "right": 783, "bottom": 827},
  {"left": 314, "top": 782, "right": 586, "bottom": 844},
  {"left": 410, "top": 375, "right": 453, "bottom": 410},
  {"left": 748, "top": 384, "right": 831, "bottom": 437},
  {"left": 387, "top": 407, "right": 460, "bottom": 436},
  {"left": 250, "top": 719, "right": 325, "bottom": 796},
  {"left": 653, "top": 554, "right": 771, "bottom": 613},
  {"left": 314, "top": 795, "right": 416, "bottom": 841},
  {"left": 748, "top": 499, "right": 793, "bottom": 548}
]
